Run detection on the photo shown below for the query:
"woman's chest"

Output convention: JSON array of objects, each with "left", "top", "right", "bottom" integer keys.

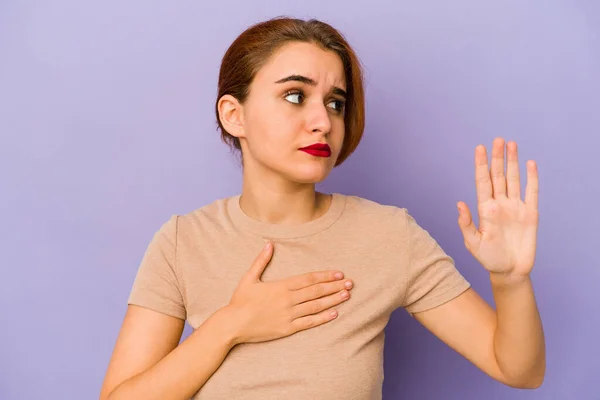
[
  {"left": 178, "top": 237, "right": 403, "bottom": 399},
  {"left": 179, "top": 237, "right": 405, "bottom": 329}
]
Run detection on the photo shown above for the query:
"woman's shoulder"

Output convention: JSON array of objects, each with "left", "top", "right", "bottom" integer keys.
[
  {"left": 147, "top": 196, "right": 235, "bottom": 240},
  {"left": 339, "top": 193, "right": 407, "bottom": 219},
  {"left": 338, "top": 194, "right": 440, "bottom": 248},
  {"left": 335, "top": 193, "right": 412, "bottom": 234},
  {"left": 176, "top": 195, "right": 234, "bottom": 226}
]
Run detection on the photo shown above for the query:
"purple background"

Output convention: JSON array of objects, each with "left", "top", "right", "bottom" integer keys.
[{"left": 1, "top": 1, "right": 599, "bottom": 399}]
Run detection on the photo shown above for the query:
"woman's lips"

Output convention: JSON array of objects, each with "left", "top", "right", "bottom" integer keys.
[
  {"left": 300, "top": 149, "right": 331, "bottom": 157},
  {"left": 299, "top": 143, "right": 331, "bottom": 158}
]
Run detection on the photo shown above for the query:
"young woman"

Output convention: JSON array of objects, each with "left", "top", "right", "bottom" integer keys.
[{"left": 100, "top": 17, "right": 545, "bottom": 400}]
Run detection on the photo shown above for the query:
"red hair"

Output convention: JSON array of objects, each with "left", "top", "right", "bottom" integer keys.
[{"left": 215, "top": 17, "right": 365, "bottom": 166}]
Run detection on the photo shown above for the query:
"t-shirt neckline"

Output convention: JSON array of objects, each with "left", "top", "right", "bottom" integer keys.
[{"left": 227, "top": 193, "right": 346, "bottom": 239}]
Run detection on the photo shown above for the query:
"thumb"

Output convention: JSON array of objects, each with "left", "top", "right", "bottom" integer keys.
[
  {"left": 457, "top": 202, "right": 481, "bottom": 252},
  {"left": 244, "top": 241, "right": 274, "bottom": 283}
]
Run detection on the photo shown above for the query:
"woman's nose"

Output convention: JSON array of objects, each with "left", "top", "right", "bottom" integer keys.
[{"left": 306, "top": 103, "right": 332, "bottom": 134}]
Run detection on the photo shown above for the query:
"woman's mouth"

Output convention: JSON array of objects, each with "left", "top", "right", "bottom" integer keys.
[{"left": 299, "top": 143, "right": 331, "bottom": 158}]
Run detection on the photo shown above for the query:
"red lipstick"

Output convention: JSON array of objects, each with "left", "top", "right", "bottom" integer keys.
[{"left": 299, "top": 143, "right": 331, "bottom": 158}]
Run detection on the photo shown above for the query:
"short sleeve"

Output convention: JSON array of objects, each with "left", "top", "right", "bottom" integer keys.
[
  {"left": 127, "top": 215, "right": 186, "bottom": 320},
  {"left": 400, "top": 209, "right": 471, "bottom": 315}
]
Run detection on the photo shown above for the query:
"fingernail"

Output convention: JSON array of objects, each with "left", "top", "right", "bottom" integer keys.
[
  {"left": 344, "top": 280, "right": 353, "bottom": 289},
  {"left": 264, "top": 242, "right": 272, "bottom": 250},
  {"left": 335, "top": 272, "right": 343, "bottom": 279}
]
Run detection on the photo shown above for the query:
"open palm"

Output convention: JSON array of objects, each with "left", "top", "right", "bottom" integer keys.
[{"left": 457, "top": 138, "right": 539, "bottom": 279}]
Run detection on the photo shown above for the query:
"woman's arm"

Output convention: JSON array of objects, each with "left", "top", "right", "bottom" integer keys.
[
  {"left": 489, "top": 274, "right": 545, "bottom": 385},
  {"left": 412, "top": 281, "right": 545, "bottom": 389},
  {"left": 100, "top": 304, "right": 239, "bottom": 400},
  {"left": 412, "top": 138, "right": 545, "bottom": 388}
]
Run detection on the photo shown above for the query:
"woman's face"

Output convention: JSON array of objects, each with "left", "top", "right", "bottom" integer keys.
[{"left": 226, "top": 41, "right": 347, "bottom": 184}]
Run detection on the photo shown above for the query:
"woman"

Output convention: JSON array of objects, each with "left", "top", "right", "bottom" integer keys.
[{"left": 100, "top": 17, "right": 545, "bottom": 399}]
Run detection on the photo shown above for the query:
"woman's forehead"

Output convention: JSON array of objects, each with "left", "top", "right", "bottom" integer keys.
[{"left": 255, "top": 42, "right": 346, "bottom": 88}]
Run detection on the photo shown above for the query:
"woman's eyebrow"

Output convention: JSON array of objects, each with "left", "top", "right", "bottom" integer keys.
[{"left": 274, "top": 74, "right": 347, "bottom": 99}]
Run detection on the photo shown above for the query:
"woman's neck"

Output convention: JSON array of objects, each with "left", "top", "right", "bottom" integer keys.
[{"left": 239, "top": 181, "right": 331, "bottom": 225}]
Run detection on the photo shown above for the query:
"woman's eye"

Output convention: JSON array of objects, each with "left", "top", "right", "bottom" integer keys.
[
  {"left": 328, "top": 100, "right": 345, "bottom": 112},
  {"left": 285, "top": 92, "right": 303, "bottom": 104}
]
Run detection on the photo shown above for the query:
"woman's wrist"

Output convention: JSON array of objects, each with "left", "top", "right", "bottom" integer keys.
[{"left": 205, "top": 305, "right": 245, "bottom": 348}]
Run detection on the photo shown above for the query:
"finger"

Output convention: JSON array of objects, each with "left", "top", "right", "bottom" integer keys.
[
  {"left": 457, "top": 202, "right": 481, "bottom": 253},
  {"left": 291, "top": 279, "right": 353, "bottom": 304},
  {"left": 291, "top": 289, "right": 350, "bottom": 319},
  {"left": 490, "top": 137, "right": 507, "bottom": 198},
  {"left": 243, "top": 242, "right": 274, "bottom": 283},
  {"left": 506, "top": 141, "right": 521, "bottom": 200},
  {"left": 524, "top": 160, "right": 539, "bottom": 211},
  {"left": 284, "top": 270, "right": 344, "bottom": 291},
  {"left": 290, "top": 307, "right": 340, "bottom": 333},
  {"left": 475, "top": 144, "right": 493, "bottom": 204}
]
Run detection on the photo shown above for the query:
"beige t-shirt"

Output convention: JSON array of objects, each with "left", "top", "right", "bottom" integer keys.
[{"left": 128, "top": 193, "right": 470, "bottom": 399}]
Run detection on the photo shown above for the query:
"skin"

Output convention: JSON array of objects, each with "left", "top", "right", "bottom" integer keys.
[
  {"left": 100, "top": 41, "right": 545, "bottom": 398},
  {"left": 218, "top": 41, "right": 347, "bottom": 225}
]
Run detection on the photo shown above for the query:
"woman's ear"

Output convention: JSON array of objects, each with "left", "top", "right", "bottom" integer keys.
[{"left": 217, "top": 94, "right": 245, "bottom": 139}]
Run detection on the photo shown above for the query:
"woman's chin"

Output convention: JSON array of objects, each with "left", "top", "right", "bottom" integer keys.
[{"left": 287, "top": 165, "right": 332, "bottom": 184}]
